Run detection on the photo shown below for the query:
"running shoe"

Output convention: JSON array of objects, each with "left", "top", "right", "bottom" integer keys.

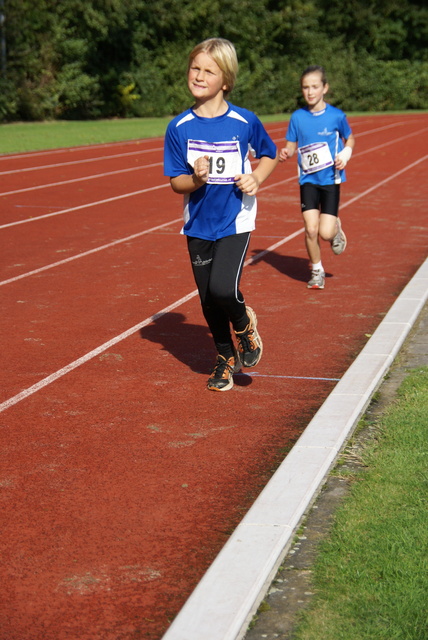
[
  {"left": 207, "top": 353, "right": 241, "bottom": 391},
  {"left": 307, "top": 269, "right": 325, "bottom": 289},
  {"left": 235, "top": 306, "right": 263, "bottom": 367},
  {"left": 331, "top": 218, "right": 347, "bottom": 255}
]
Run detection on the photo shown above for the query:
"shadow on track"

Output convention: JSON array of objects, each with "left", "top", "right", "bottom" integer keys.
[
  {"left": 139, "top": 312, "right": 253, "bottom": 387},
  {"left": 251, "top": 251, "right": 332, "bottom": 282}
]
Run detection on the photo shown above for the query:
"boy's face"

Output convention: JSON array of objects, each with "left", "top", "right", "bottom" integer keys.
[
  {"left": 301, "top": 72, "right": 328, "bottom": 111},
  {"left": 188, "top": 52, "right": 227, "bottom": 102}
]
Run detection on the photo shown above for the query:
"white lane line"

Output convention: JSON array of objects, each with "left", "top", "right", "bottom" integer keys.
[
  {"left": 0, "top": 231, "right": 315, "bottom": 413},
  {"left": 0, "top": 146, "right": 164, "bottom": 176},
  {"left": 341, "top": 153, "right": 428, "bottom": 207},
  {"left": 271, "top": 125, "right": 428, "bottom": 159},
  {"left": 0, "top": 143, "right": 421, "bottom": 414},
  {"left": 0, "top": 217, "right": 183, "bottom": 287},
  {"left": 266, "top": 120, "right": 413, "bottom": 137},
  {"left": 0, "top": 182, "right": 170, "bottom": 229},
  {"left": 2, "top": 153, "right": 426, "bottom": 286},
  {"left": 0, "top": 161, "right": 163, "bottom": 197},
  {"left": 0, "top": 289, "right": 196, "bottom": 413},
  {"left": 237, "top": 373, "right": 341, "bottom": 381},
  {"left": 2, "top": 125, "right": 426, "bottom": 229}
]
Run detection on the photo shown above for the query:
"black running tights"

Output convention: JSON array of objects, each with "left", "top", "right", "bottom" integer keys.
[{"left": 187, "top": 233, "right": 251, "bottom": 358}]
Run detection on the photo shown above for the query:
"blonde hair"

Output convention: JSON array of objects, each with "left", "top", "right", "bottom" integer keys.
[{"left": 188, "top": 38, "right": 239, "bottom": 96}]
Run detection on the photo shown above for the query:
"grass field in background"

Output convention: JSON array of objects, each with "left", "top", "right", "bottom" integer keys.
[
  {"left": 0, "top": 117, "right": 173, "bottom": 154},
  {"left": 2, "top": 110, "right": 426, "bottom": 155},
  {"left": 294, "top": 367, "right": 428, "bottom": 640}
]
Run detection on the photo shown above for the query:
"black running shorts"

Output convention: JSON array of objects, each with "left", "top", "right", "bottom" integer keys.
[{"left": 300, "top": 183, "right": 340, "bottom": 217}]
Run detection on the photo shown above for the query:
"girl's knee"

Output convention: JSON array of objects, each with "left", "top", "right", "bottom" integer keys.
[{"left": 305, "top": 226, "right": 319, "bottom": 241}]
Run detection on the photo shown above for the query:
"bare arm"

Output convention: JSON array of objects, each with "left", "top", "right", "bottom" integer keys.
[
  {"left": 279, "top": 141, "right": 297, "bottom": 162},
  {"left": 170, "top": 154, "right": 210, "bottom": 194},
  {"left": 234, "top": 153, "right": 279, "bottom": 197}
]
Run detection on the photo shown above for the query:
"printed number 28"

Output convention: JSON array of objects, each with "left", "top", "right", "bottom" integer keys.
[
  {"left": 308, "top": 153, "right": 319, "bottom": 167},
  {"left": 208, "top": 156, "right": 226, "bottom": 174}
]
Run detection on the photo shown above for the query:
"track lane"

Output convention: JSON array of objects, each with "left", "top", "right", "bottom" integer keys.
[{"left": 1, "top": 114, "right": 427, "bottom": 640}]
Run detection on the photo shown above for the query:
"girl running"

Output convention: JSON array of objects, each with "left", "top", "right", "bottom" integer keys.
[{"left": 280, "top": 65, "right": 355, "bottom": 289}]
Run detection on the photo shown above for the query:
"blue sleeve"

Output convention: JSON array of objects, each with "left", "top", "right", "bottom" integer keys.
[
  {"left": 339, "top": 112, "right": 352, "bottom": 140},
  {"left": 285, "top": 112, "right": 299, "bottom": 143},
  {"left": 249, "top": 113, "right": 277, "bottom": 159},
  {"left": 164, "top": 122, "right": 190, "bottom": 177}
]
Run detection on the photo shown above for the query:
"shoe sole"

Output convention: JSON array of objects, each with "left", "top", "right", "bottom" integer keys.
[
  {"left": 239, "top": 306, "right": 263, "bottom": 368},
  {"left": 207, "top": 355, "right": 241, "bottom": 391},
  {"left": 307, "top": 283, "right": 325, "bottom": 289},
  {"left": 207, "top": 379, "right": 234, "bottom": 391},
  {"left": 331, "top": 220, "right": 347, "bottom": 255}
]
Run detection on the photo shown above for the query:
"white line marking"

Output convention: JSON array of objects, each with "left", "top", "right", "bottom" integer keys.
[
  {"left": 2, "top": 154, "right": 426, "bottom": 288},
  {"left": 237, "top": 373, "right": 341, "bottom": 381},
  {"left": 3, "top": 126, "right": 426, "bottom": 229},
  {"left": 0, "top": 162, "right": 163, "bottom": 197},
  {"left": 270, "top": 125, "right": 428, "bottom": 161},
  {"left": 0, "top": 218, "right": 182, "bottom": 286},
  {"left": 0, "top": 146, "right": 164, "bottom": 176},
  {"left": 0, "top": 182, "right": 170, "bottom": 229},
  {"left": 1, "top": 138, "right": 426, "bottom": 412},
  {"left": 0, "top": 290, "right": 197, "bottom": 413},
  {"left": 341, "top": 153, "right": 428, "bottom": 208}
]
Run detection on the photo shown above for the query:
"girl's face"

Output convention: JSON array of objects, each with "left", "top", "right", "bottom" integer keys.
[
  {"left": 301, "top": 72, "right": 328, "bottom": 111},
  {"left": 188, "top": 51, "right": 227, "bottom": 103}
]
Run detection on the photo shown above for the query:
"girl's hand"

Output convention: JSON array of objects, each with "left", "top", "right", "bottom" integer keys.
[
  {"left": 279, "top": 147, "right": 290, "bottom": 162},
  {"left": 234, "top": 173, "right": 260, "bottom": 196},
  {"left": 335, "top": 146, "right": 353, "bottom": 170}
]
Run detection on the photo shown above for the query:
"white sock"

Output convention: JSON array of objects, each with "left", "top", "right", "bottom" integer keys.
[{"left": 312, "top": 261, "right": 323, "bottom": 272}]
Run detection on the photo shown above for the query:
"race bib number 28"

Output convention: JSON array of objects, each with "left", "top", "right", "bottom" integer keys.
[
  {"left": 299, "top": 141, "right": 334, "bottom": 174},
  {"left": 187, "top": 139, "right": 242, "bottom": 184}
]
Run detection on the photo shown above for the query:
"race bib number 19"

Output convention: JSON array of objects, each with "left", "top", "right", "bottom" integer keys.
[
  {"left": 299, "top": 141, "right": 334, "bottom": 174},
  {"left": 187, "top": 139, "right": 242, "bottom": 184}
]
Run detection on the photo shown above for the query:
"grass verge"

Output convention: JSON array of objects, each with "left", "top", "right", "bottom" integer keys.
[
  {"left": 293, "top": 366, "right": 428, "bottom": 640},
  {"left": 0, "top": 117, "right": 172, "bottom": 154}
]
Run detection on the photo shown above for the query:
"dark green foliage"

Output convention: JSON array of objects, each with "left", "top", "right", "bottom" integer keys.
[{"left": 0, "top": 0, "right": 426, "bottom": 121}]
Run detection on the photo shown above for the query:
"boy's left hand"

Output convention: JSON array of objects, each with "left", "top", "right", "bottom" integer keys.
[{"left": 234, "top": 173, "right": 260, "bottom": 196}]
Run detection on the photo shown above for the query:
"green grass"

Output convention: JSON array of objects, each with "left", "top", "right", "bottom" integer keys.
[
  {"left": 2, "top": 110, "right": 426, "bottom": 155},
  {"left": 0, "top": 117, "right": 173, "bottom": 154},
  {"left": 293, "top": 367, "right": 428, "bottom": 640}
]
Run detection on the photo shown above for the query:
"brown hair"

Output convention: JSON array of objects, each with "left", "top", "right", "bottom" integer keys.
[{"left": 300, "top": 65, "right": 328, "bottom": 85}]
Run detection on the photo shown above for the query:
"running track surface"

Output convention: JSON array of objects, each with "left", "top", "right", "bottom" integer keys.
[{"left": 1, "top": 114, "right": 427, "bottom": 640}]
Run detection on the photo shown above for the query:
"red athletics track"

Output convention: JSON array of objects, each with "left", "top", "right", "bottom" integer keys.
[{"left": 1, "top": 114, "right": 427, "bottom": 639}]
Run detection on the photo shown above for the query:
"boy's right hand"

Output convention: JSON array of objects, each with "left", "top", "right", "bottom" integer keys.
[{"left": 194, "top": 155, "right": 210, "bottom": 183}]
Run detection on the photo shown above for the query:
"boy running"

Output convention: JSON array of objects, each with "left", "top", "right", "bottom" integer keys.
[{"left": 164, "top": 38, "right": 278, "bottom": 390}]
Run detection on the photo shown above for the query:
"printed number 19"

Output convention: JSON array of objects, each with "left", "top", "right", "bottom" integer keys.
[{"left": 208, "top": 156, "right": 226, "bottom": 174}]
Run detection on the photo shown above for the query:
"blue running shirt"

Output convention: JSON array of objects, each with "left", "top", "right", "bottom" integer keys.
[
  {"left": 286, "top": 104, "right": 352, "bottom": 185},
  {"left": 164, "top": 103, "right": 277, "bottom": 240}
]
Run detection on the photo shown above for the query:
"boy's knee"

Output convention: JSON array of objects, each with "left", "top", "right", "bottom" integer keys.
[{"left": 210, "top": 283, "right": 235, "bottom": 306}]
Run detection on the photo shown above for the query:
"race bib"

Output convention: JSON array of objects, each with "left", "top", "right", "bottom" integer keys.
[
  {"left": 187, "top": 139, "right": 242, "bottom": 184},
  {"left": 299, "top": 142, "right": 334, "bottom": 174}
]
